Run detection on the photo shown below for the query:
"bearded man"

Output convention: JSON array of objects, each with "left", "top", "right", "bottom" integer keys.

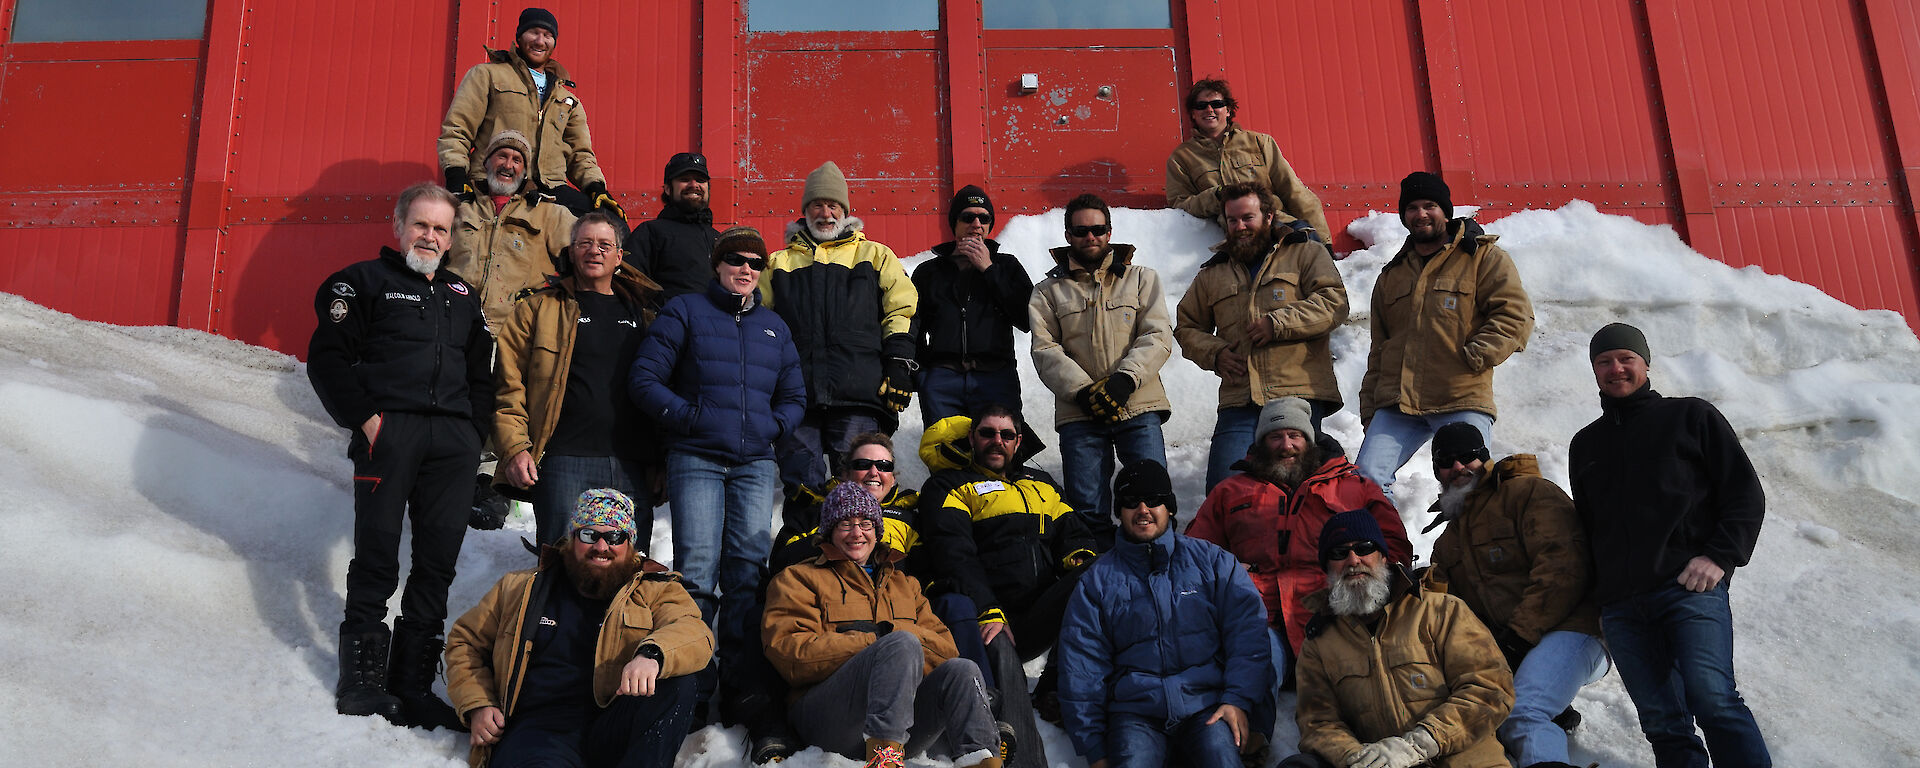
[
  {"left": 1282, "top": 512, "right": 1514, "bottom": 768},
  {"left": 629, "top": 151, "right": 720, "bottom": 301},
  {"left": 1176, "top": 183, "right": 1347, "bottom": 492},
  {"left": 447, "top": 129, "right": 579, "bottom": 334},
  {"left": 446, "top": 489, "right": 712, "bottom": 768},
  {"left": 1186, "top": 397, "right": 1409, "bottom": 691},
  {"left": 1425, "top": 423, "right": 1607, "bottom": 768}
]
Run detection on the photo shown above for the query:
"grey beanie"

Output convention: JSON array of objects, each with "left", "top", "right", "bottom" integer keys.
[{"left": 1255, "top": 396, "right": 1314, "bottom": 444}]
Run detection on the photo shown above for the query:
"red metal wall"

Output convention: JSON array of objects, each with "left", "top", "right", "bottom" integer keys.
[{"left": 1, "top": 0, "right": 1916, "bottom": 357}]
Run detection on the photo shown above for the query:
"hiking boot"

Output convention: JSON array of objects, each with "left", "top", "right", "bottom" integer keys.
[
  {"left": 335, "top": 626, "right": 402, "bottom": 721},
  {"left": 996, "top": 720, "right": 1018, "bottom": 763},
  {"left": 387, "top": 617, "right": 468, "bottom": 731},
  {"left": 1552, "top": 705, "right": 1583, "bottom": 733},
  {"left": 751, "top": 733, "right": 798, "bottom": 764},
  {"left": 469, "top": 474, "right": 508, "bottom": 530}
]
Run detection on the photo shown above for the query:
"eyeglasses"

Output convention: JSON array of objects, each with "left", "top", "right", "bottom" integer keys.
[
  {"left": 719, "top": 252, "right": 767, "bottom": 271},
  {"left": 1326, "top": 541, "right": 1381, "bottom": 561},
  {"left": 846, "top": 458, "right": 895, "bottom": 472},
  {"left": 1067, "top": 224, "right": 1110, "bottom": 238},
  {"left": 957, "top": 212, "right": 993, "bottom": 225},
  {"left": 975, "top": 427, "right": 1020, "bottom": 442},
  {"left": 573, "top": 240, "right": 619, "bottom": 254},
  {"left": 1190, "top": 98, "right": 1231, "bottom": 111},
  {"left": 833, "top": 519, "right": 877, "bottom": 532},
  {"left": 1116, "top": 493, "right": 1172, "bottom": 510},
  {"left": 574, "top": 528, "right": 632, "bottom": 546}
]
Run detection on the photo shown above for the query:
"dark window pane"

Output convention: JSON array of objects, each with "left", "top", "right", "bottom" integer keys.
[
  {"left": 984, "top": 0, "right": 1170, "bottom": 29},
  {"left": 748, "top": 0, "right": 937, "bottom": 31},
  {"left": 12, "top": 0, "right": 207, "bottom": 42}
]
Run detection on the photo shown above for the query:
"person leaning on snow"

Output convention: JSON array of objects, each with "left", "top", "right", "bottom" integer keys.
[
  {"left": 1355, "top": 171, "right": 1534, "bottom": 501},
  {"left": 1174, "top": 182, "right": 1348, "bottom": 493},
  {"left": 763, "top": 482, "right": 1008, "bottom": 768},
  {"left": 445, "top": 489, "right": 712, "bottom": 768},
  {"left": 1570, "top": 323, "right": 1771, "bottom": 768},
  {"left": 1283, "top": 511, "right": 1514, "bottom": 768},
  {"left": 1424, "top": 423, "right": 1608, "bottom": 768},
  {"left": 910, "top": 184, "right": 1034, "bottom": 426},
  {"left": 1165, "top": 77, "right": 1330, "bottom": 239},
  {"left": 1057, "top": 459, "right": 1274, "bottom": 768},
  {"left": 439, "top": 7, "right": 625, "bottom": 222},
  {"left": 307, "top": 182, "right": 492, "bottom": 729},
  {"left": 1030, "top": 193, "right": 1174, "bottom": 545},
  {"left": 627, "top": 151, "right": 721, "bottom": 302},
  {"left": 763, "top": 160, "right": 920, "bottom": 491}
]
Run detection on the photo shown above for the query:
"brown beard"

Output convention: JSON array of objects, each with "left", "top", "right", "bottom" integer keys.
[
  {"left": 563, "top": 548, "right": 642, "bottom": 600},
  {"left": 1223, "top": 228, "right": 1275, "bottom": 264},
  {"left": 1249, "top": 441, "right": 1321, "bottom": 487}
]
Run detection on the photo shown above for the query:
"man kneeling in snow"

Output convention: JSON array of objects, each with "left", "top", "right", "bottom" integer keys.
[{"left": 446, "top": 489, "right": 712, "bottom": 767}]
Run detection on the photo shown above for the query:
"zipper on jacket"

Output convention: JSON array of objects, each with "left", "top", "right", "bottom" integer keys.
[
  {"left": 429, "top": 282, "right": 446, "bottom": 406},
  {"left": 737, "top": 312, "right": 751, "bottom": 457}
]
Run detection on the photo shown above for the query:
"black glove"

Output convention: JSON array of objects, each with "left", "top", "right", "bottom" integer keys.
[
  {"left": 1280, "top": 220, "right": 1323, "bottom": 245},
  {"left": 878, "top": 357, "right": 916, "bottom": 413},
  {"left": 582, "top": 181, "right": 626, "bottom": 222},
  {"left": 468, "top": 473, "right": 508, "bottom": 531},
  {"left": 444, "top": 166, "right": 474, "bottom": 199},
  {"left": 1494, "top": 628, "right": 1536, "bottom": 670},
  {"left": 1080, "top": 373, "right": 1136, "bottom": 422},
  {"left": 836, "top": 620, "right": 881, "bottom": 634}
]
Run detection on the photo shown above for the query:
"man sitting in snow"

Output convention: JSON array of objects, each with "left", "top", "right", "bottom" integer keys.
[
  {"left": 1425, "top": 423, "right": 1608, "bottom": 768},
  {"left": 1570, "top": 323, "right": 1770, "bottom": 767},
  {"left": 1286, "top": 511, "right": 1513, "bottom": 768},
  {"left": 446, "top": 489, "right": 711, "bottom": 768}
]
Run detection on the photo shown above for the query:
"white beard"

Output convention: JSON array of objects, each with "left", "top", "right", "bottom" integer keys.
[
  {"left": 1436, "top": 473, "right": 1480, "bottom": 521},
  {"left": 807, "top": 217, "right": 843, "bottom": 241},
  {"left": 1327, "top": 565, "right": 1392, "bottom": 617},
  {"left": 485, "top": 173, "right": 521, "bottom": 197},
  {"left": 404, "top": 249, "right": 440, "bottom": 276}
]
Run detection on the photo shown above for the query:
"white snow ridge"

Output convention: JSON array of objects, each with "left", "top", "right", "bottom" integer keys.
[{"left": 1, "top": 201, "right": 1916, "bottom": 766}]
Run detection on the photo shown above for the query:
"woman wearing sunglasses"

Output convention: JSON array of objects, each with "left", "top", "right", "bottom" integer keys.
[
  {"left": 1164, "top": 77, "right": 1331, "bottom": 240},
  {"left": 627, "top": 224, "right": 807, "bottom": 729}
]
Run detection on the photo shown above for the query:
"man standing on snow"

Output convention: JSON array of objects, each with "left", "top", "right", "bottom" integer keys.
[
  {"left": 1570, "top": 323, "right": 1770, "bottom": 767},
  {"left": 763, "top": 160, "right": 918, "bottom": 491},
  {"left": 307, "top": 182, "right": 492, "bottom": 729},
  {"left": 1175, "top": 183, "right": 1347, "bottom": 493},
  {"left": 1356, "top": 171, "right": 1533, "bottom": 499},
  {"left": 1426, "top": 423, "right": 1608, "bottom": 768},
  {"left": 911, "top": 185, "right": 1034, "bottom": 426},
  {"left": 1030, "top": 193, "right": 1173, "bottom": 544},
  {"left": 628, "top": 152, "right": 720, "bottom": 302}
]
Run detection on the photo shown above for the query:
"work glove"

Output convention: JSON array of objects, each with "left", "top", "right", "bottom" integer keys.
[
  {"left": 582, "top": 181, "right": 626, "bottom": 222},
  {"left": 444, "top": 166, "right": 475, "bottom": 201},
  {"left": 879, "top": 357, "right": 916, "bottom": 413},
  {"left": 1347, "top": 727, "right": 1438, "bottom": 768},
  {"left": 1077, "top": 373, "right": 1136, "bottom": 423}
]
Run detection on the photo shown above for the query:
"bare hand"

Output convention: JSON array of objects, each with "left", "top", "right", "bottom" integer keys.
[
  {"left": 957, "top": 236, "right": 992, "bottom": 272},
  {"left": 618, "top": 654, "right": 662, "bottom": 697},
  {"left": 980, "top": 620, "right": 1013, "bottom": 648},
  {"left": 1678, "top": 555, "right": 1725, "bottom": 592},
  {"left": 1206, "top": 703, "right": 1248, "bottom": 747},
  {"left": 504, "top": 450, "right": 539, "bottom": 489},
  {"left": 361, "top": 413, "right": 383, "bottom": 444},
  {"left": 1247, "top": 315, "right": 1277, "bottom": 346},
  {"left": 469, "top": 706, "right": 505, "bottom": 747},
  {"left": 1216, "top": 349, "right": 1249, "bottom": 378}
]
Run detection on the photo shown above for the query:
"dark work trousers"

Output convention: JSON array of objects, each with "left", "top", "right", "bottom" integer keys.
[
  {"left": 340, "top": 412, "right": 481, "bottom": 633},
  {"left": 490, "top": 674, "right": 698, "bottom": 768}
]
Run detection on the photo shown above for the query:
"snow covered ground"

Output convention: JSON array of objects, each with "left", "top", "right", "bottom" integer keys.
[{"left": 1, "top": 201, "right": 1916, "bottom": 767}]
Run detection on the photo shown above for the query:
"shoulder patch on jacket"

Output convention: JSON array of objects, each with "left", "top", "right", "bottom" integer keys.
[{"left": 330, "top": 281, "right": 356, "bottom": 297}]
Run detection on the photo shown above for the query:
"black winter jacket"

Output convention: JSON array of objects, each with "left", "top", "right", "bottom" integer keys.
[
  {"left": 1569, "top": 384, "right": 1765, "bottom": 604},
  {"left": 628, "top": 204, "right": 720, "bottom": 301},
  {"left": 307, "top": 247, "right": 494, "bottom": 439},
  {"left": 910, "top": 240, "right": 1033, "bottom": 371}
]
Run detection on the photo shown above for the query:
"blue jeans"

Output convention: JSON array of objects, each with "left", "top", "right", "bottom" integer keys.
[
  {"left": 1501, "top": 630, "right": 1611, "bottom": 766},
  {"left": 530, "top": 454, "right": 650, "bottom": 549},
  {"left": 917, "top": 366, "right": 1022, "bottom": 427},
  {"left": 1355, "top": 407, "right": 1493, "bottom": 498},
  {"left": 777, "top": 407, "right": 882, "bottom": 489},
  {"left": 1205, "top": 400, "right": 1335, "bottom": 493},
  {"left": 665, "top": 451, "right": 778, "bottom": 694},
  {"left": 1601, "top": 583, "right": 1770, "bottom": 768},
  {"left": 1057, "top": 413, "right": 1166, "bottom": 548},
  {"left": 1107, "top": 708, "right": 1243, "bottom": 768}
]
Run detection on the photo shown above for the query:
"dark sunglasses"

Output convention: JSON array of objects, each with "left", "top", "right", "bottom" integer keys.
[
  {"left": 1190, "top": 98, "right": 1231, "bottom": 111},
  {"left": 975, "top": 427, "right": 1020, "bottom": 442},
  {"left": 719, "top": 252, "right": 767, "bottom": 271},
  {"left": 847, "top": 458, "right": 895, "bottom": 472},
  {"left": 957, "top": 212, "right": 994, "bottom": 225},
  {"left": 574, "top": 528, "right": 632, "bottom": 546},
  {"left": 1327, "top": 541, "right": 1381, "bottom": 561},
  {"left": 1067, "top": 224, "right": 1110, "bottom": 238},
  {"left": 1116, "top": 493, "right": 1172, "bottom": 510}
]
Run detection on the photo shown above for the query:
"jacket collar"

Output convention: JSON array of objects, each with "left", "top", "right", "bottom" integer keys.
[
  {"left": 378, "top": 245, "right": 450, "bottom": 284},
  {"left": 488, "top": 46, "right": 573, "bottom": 85},
  {"left": 702, "top": 277, "right": 757, "bottom": 314},
  {"left": 1111, "top": 529, "right": 1177, "bottom": 572},
  {"left": 1599, "top": 381, "right": 1660, "bottom": 418},
  {"left": 1387, "top": 216, "right": 1492, "bottom": 271},
  {"left": 785, "top": 217, "right": 866, "bottom": 249},
  {"left": 657, "top": 202, "right": 715, "bottom": 227},
  {"left": 1046, "top": 242, "right": 1136, "bottom": 280}
]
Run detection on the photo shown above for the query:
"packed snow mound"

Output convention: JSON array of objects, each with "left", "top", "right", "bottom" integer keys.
[{"left": 2, "top": 200, "right": 1917, "bottom": 767}]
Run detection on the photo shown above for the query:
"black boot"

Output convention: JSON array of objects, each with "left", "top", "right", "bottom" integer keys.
[
  {"left": 1552, "top": 705, "right": 1583, "bottom": 733},
  {"left": 469, "top": 474, "right": 509, "bottom": 530},
  {"left": 388, "top": 617, "right": 468, "bottom": 731},
  {"left": 335, "top": 626, "right": 402, "bottom": 720}
]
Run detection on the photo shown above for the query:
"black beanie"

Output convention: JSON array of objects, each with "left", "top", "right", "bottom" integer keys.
[
  {"left": 1113, "top": 459, "right": 1176, "bottom": 514},
  {"left": 948, "top": 185, "right": 994, "bottom": 230},
  {"left": 1431, "top": 423, "right": 1490, "bottom": 470},
  {"left": 1589, "top": 322, "right": 1651, "bottom": 363},
  {"left": 1399, "top": 171, "right": 1453, "bottom": 220},
  {"left": 1318, "top": 510, "right": 1389, "bottom": 564},
  {"left": 517, "top": 8, "right": 558, "bottom": 38}
]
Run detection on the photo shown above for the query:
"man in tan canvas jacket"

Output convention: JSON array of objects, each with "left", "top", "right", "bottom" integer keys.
[
  {"left": 448, "top": 129, "right": 578, "bottom": 334},
  {"left": 1166, "top": 77, "right": 1331, "bottom": 239}
]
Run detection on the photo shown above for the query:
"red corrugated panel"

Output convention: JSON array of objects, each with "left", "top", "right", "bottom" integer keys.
[
  {"left": 0, "top": 225, "right": 182, "bottom": 326},
  {"left": 0, "top": 58, "right": 199, "bottom": 190},
  {"left": 1705, "top": 206, "right": 1920, "bottom": 320},
  {"left": 213, "top": 221, "right": 393, "bottom": 353}
]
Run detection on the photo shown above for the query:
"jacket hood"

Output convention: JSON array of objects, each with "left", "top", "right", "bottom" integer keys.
[
  {"left": 1485, "top": 453, "right": 1542, "bottom": 486},
  {"left": 918, "top": 414, "right": 1048, "bottom": 475},
  {"left": 784, "top": 217, "right": 867, "bottom": 247},
  {"left": 1047, "top": 242, "right": 1137, "bottom": 279},
  {"left": 486, "top": 46, "right": 573, "bottom": 83}
]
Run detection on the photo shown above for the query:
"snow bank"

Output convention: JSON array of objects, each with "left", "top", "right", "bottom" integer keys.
[{"left": 2, "top": 199, "right": 1917, "bottom": 766}]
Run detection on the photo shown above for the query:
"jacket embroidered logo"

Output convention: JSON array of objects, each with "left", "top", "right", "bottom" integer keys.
[
  {"left": 331, "top": 282, "right": 356, "bottom": 297},
  {"left": 329, "top": 299, "right": 349, "bottom": 323},
  {"left": 763, "top": 329, "right": 776, "bottom": 337},
  {"left": 448, "top": 282, "right": 470, "bottom": 296},
  {"left": 1443, "top": 296, "right": 1457, "bottom": 310}
]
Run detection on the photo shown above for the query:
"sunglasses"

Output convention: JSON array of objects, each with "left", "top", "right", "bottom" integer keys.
[
  {"left": 1190, "top": 98, "right": 1231, "bottom": 111},
  {"left": 975, "top": 427, "right": 1020, "bottom": 442},
  {"left": 719, "top": 253, "right": 767, "bottom": 271},
  {"left": 1327, "top": 541, "right": 1381, "bottom": 561},
  {"left": 1116, "top": 493, "right": 1172, "bottom": 510},
  {"left": 846, "top": 458, "right": 895, "bottom": 472},
  {"left": 956, "top": 212, "right": 993, "bottom": 225},
  {"left": 574, "top": 528, "right": 632, "bottom": 546},
  {"left": 1067, "top": 224, "right": 1110, "bottom": 238}
]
